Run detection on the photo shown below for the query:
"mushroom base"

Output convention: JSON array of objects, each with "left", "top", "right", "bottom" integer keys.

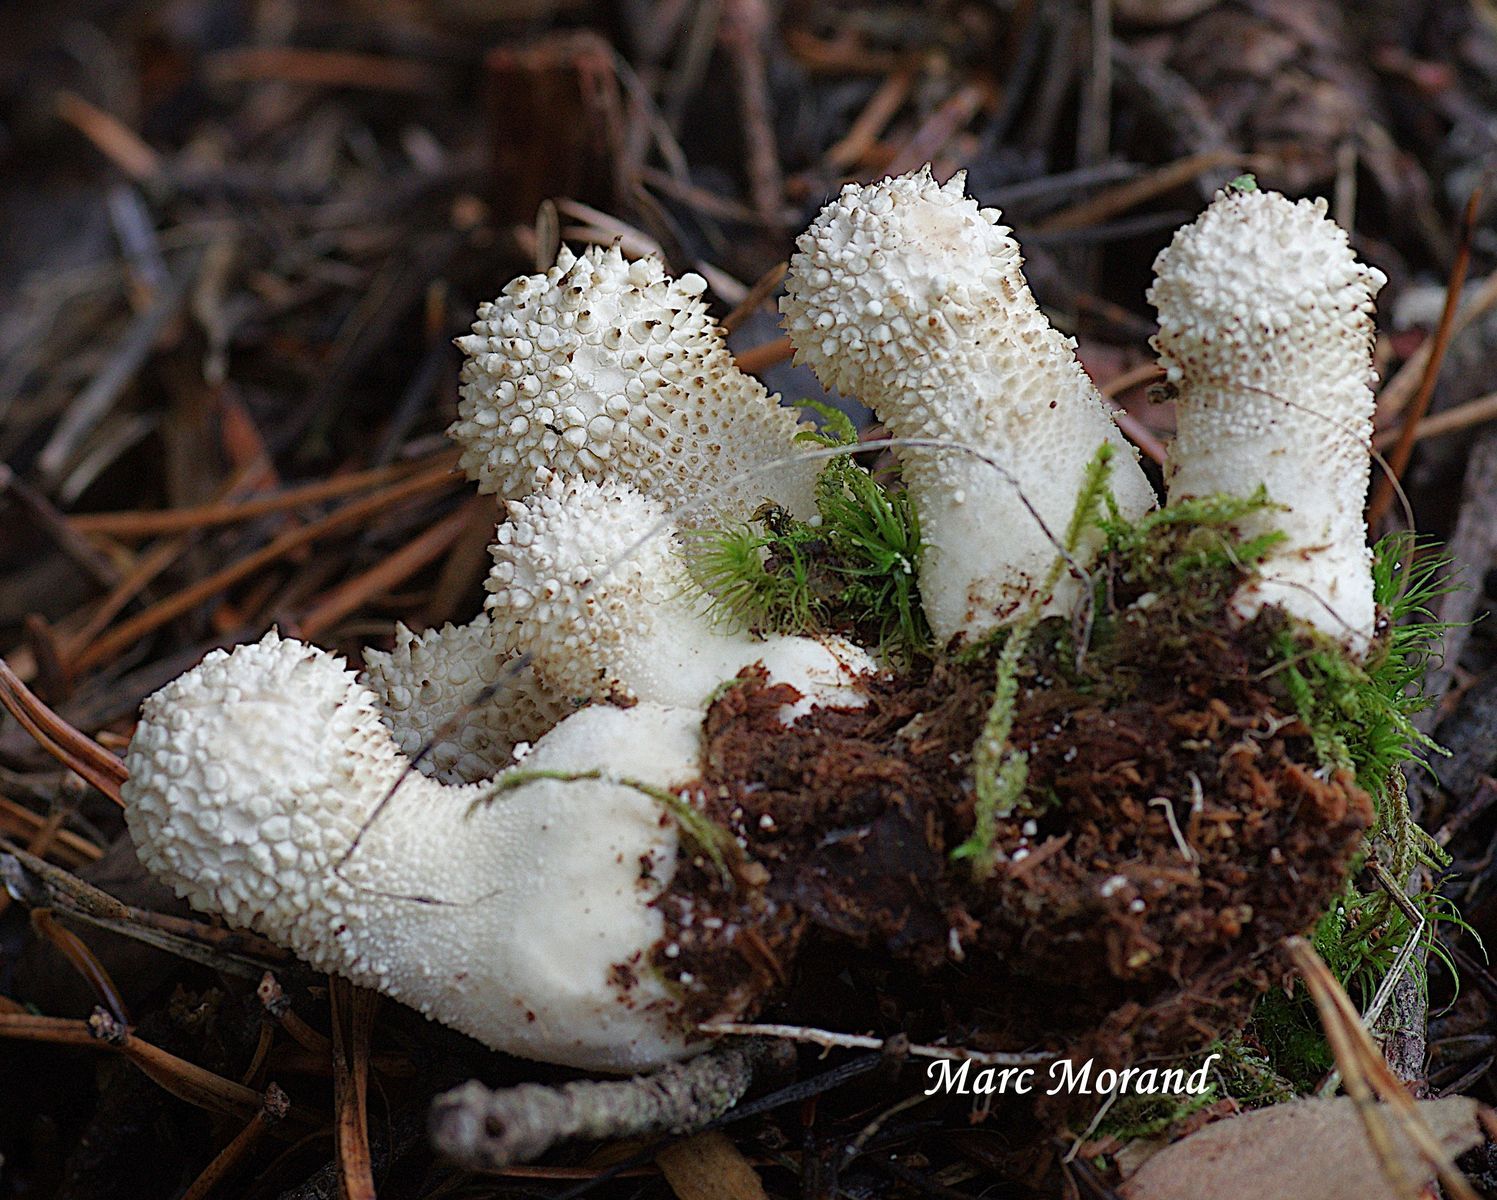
[{"left": 654, "top": 579, "right": 1372, "bottom": 1115}]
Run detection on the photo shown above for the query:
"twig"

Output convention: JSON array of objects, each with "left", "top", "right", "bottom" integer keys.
[
  {"left": 429, "top": 1038, "right": 786, "bottom": 1170},
  {"left": 1, "top": 840, "right": 306, "bottom": 983},
  {"left": 68, "top": 452, "right": 453, "bottom": 537},
  {"left": 700, "top": 1021, "right": 1053, "bottom": 1067},
  {"left": 1369, "top": 186, "right": 1482, "bottom": 525},
  {"left": 69, "top": 457, "right": 462, "bottom": 671},
  {"left": 296, "top": 500, "right": 475, "bottom": 638}
]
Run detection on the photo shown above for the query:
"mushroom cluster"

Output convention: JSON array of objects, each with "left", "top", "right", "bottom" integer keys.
[{"left": 120, "top": 172, "right": 1386, "bottom": 1075}]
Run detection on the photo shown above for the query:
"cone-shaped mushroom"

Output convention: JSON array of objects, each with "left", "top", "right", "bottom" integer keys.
[
  {"left": 485, "top": 474, "right": 874, "bottom": 716},
  {"left": 452, "top": 245, "right": 817, "bottom": 524},
  {"left": 781, "top": 166, "right": 1157, "bottom": 644},
  {"left": 1148, "top": 187, "right": 1386, "bottom": 656}
]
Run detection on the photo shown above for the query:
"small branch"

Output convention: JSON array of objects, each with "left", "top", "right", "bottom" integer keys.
[
  {"left": 1368, "top": 186, "right": 1481, "bottom": 525},
  {"left": 701, "top": 1021, "right": 1053, "bottom": 1067},
  {"left": 429, "top": 1038, "right": 790, "bottom": 1170}
]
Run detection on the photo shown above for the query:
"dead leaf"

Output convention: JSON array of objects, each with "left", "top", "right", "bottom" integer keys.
[
  {"left": 655, "top": 1130, "right": 768, "bottom": 1200},
  {"left": 1121, "top": 1096, "right": 1485, "bottom": 1200}
]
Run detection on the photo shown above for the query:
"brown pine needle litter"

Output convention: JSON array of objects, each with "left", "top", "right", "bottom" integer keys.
[{"left": 4, "top": 4, "right": 1497, "bottom": 1198}]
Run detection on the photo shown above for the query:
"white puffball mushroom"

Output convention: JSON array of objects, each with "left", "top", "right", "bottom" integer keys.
[
  {"left": 781, "top": 166, "right": 1157, "bottom": 645},
  {"left": 485, "top": 474, "right": 874, "bottom": 717},
  {"left": 121, "top": 630, "right": 720, "bottom": 1072},
  {"left": 1148, "top": 187, "right": 1387, "bottom": 656},
  {"left": 452, "top": 245, "right": 818, "bottom": 524},
  {"left": 359, "top": 615, "right": 566, "bottom": 784}
]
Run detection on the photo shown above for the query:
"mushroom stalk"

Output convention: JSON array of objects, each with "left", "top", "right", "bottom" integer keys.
[
  {"left": 485, "top": 475, "right": 874, "bottom": 716},
  {"left": 781, "top": 167, "right": 1157, "bottom": 645},
  {"left": 1147, "top": 187, "right": 1386, "bottom": 655},
  {"left": 122, "top": 632, "right": 727, "bottom": 1071}
]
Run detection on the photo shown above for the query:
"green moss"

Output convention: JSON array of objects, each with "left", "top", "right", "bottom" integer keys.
[
  {"left": 1264, "top": 534, "right": 1449, "bottom": 801},
  {"left": 1096, "top": 484, "right": 1285, "bottom": 595},
  {"left": 955, "top": 443, "right": 1118, "bottom": 876},
  {"left": 476, "top": 766, "right": 738, "bottom": 883},
  {"left": 682, "top": 403, "right": 930, "bottom": 663}
]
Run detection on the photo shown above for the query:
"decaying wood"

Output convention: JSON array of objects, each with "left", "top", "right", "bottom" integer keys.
[{"left": 429, "top": 1038, "right": 793, "bottom": 1170}]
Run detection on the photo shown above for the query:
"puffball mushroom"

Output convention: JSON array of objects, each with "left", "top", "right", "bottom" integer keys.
[
  {"left": 485, "top": 473, "right": 875, "bottom": 715},
  {"left": 359, "top": 616, "right": 564, "bottom": 784},
  {"left": 121, "top": 630, "right": 726, "bottom": 1071},
  {"left": 781, "top": 166, "right": 1157, "bottom": 644},
  {"left": 1148, "top": 187, "right": 1386, "bottom": 656},
  {"left": 451, "top": 245, "right": 819, "bottom": 525}
]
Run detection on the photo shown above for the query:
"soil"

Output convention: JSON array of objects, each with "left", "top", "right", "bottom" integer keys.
[{"left": 653, "top": 565, "right": 1374, "bottom": 1111}]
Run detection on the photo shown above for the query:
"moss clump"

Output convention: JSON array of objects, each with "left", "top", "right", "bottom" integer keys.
[
  {"left": 683, "top": 427, "right": 1454, "bottom": 1114},
  {"left": 956, "top": 443, "right": 1119, "bottom": 876},
  {"left": 684, "top": 404, "right": 929, "bottom": 662}
]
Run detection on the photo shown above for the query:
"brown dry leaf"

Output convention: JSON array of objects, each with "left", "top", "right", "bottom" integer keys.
[
  {"left": 654, "top": 1131, "right": 768, "bottom": 1200},
  {"left": 1121, "top": 1096, "right": 1484, "bottom": 1200}
]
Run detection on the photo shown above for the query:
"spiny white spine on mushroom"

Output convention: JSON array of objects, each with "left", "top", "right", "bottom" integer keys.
[
  {"left": 484, "top": 473, "right": 874, "bottom": 716},
  {"left": 780, "top": 166, "right": 1157, "bottom": 645},
  {"left": 1148, "top": 188, "right": 1386, "bottom": 656},
  {"left": 451, "top": 244, "right": 818, "bottom": 524},
  {"left": 359, "top": 615, "right": 567, "bottom": 784},
  {"left": 121, "top": 630, "right": 715, "bottom": 1072}
]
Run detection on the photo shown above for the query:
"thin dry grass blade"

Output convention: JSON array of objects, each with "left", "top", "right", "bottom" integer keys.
[
  {"left": 734, "top": 335, "right": 793, "bottom": 375},
  {"left": 1287, "top": 936, "right": 1479, "bottom": 1200},
  {"left": 69, "top": 452, "right": 452, "bottom": 538},
  {"left": 31, "top": 908, "right": 129, "bottom": 1024},
  {"left": 329, "top": 977, "right": 379, "bottom": 1200},
  {"left": 1036, "top": 149, "right": 1250, "bottom": 234},
  {"left": 1374, "top": 389, "right": 1497, "bottom": 451},
  {"left": 1368, "top": 187, "right": 1481, "bottom": 525},
  {"left": 70, "top": 456, "right": 462, "bottom": 672},
  {"left": 0, "top": 795, "right": 101, "bottom": 866},
  {"left": 721, "top": 262, "right": 787, "bottom": 334},
  {"left": 296, "top": 500, "right": 474, "bottom": 639},
  {"left": 87, "top": 1008, "right": 282, "bottom": 1123},
  {"left": 0, "top": 658, "right": 126, "bottom": 804}
]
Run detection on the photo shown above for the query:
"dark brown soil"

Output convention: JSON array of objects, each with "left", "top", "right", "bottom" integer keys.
[{"left": 653, "top": 587, "right": 1373, "bottom": 1097}]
